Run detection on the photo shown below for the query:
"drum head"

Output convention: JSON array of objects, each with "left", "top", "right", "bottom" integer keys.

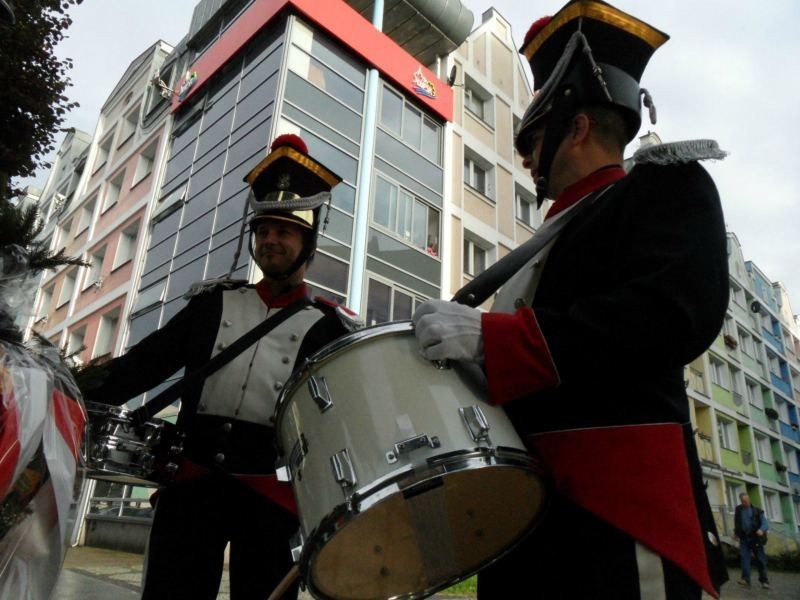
[{"left": 308, "top": 464, "right": 546, "bottom": 600}]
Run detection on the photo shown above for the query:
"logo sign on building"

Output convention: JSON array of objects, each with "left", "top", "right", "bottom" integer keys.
[{"left": 412, "top": 67, "right": 437, "bottom": 100}]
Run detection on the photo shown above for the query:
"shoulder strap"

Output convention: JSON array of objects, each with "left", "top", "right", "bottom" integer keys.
[{"left": 132, "top": 296, "right": 311, "bottom": 426}]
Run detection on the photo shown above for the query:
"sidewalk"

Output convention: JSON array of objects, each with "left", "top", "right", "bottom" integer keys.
[{"left": 55, "top": 545, "right": 800, "bottom": 599}]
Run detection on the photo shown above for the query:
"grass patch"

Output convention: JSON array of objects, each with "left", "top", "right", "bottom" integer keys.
[{"left": 441, "top": 575, "right": 477, "bottom": 595}]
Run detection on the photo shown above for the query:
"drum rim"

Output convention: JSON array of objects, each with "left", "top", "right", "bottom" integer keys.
[
  {"left": 273, "top": 320, "right": 414, "bottom": 450},
  {"left": 297, "top": 448, "right": 549, "bottom": 600}
]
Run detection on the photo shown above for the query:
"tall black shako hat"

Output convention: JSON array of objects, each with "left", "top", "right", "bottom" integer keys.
[
  {"left": 243, "top": 134, "right": 341, "bottom": 277},
  {"left": 516, "top": 0, "right": 668, "bottom": 204}
]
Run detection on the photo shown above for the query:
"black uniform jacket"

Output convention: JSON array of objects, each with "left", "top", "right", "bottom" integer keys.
[
  {"left": 85, "top": 281, "right": 351, "bottom": 481},
  {"left": 482, "top": 159, "right": 729, "bottom": 595}
]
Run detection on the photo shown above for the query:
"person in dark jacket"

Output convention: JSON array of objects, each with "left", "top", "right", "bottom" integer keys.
[
  {"left": 413, "top": 1, "right": 728, "bottom": 598},
  {"left": 734, "top": 493, "right": 770, "bottom": 589},
  {"left": 83, "top": 135, "right": 357, "bottom": 600}
]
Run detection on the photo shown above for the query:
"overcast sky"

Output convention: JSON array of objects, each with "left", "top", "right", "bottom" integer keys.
[{"left": 19, "top": 0, "right": 800, "bottom": 315}]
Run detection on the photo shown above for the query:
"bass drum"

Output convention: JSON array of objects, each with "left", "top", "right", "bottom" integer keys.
[{"left": 275, "top": 322, "right": 547, "bottom": 600}]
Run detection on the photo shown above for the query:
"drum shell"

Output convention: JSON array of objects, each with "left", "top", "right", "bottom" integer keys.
[{"left": 275, "top": 322, "right": 547, "bottom": 599}]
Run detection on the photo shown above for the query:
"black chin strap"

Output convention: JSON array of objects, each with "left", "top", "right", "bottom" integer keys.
[{"left": 534, "top": 86, "right": 578, "bottom": 207}]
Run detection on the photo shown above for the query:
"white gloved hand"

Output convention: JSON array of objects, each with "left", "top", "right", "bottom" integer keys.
[{"left": 412, "top": 299, "right": 484, "bottom": 363}]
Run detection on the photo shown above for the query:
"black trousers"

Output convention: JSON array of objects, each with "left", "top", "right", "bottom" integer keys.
[
  {"left": 477, "top": 494, "right": 702, "bottom": 600},
  {"left": 141, "top": 475, "right": 299, "bottom": 600}
]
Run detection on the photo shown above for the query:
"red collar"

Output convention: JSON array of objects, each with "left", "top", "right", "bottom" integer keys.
[
  {"left": 255, "top": 280, "right": 309, "bottom": 308},
  {"left": 545, "top": 165, "right": 626, "bottom": 220}
]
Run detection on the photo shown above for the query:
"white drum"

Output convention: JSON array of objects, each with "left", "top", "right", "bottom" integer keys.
[
  {"left": 274, "top": 322, "right": 547, "bottom": 600},
  {"left": 84, "top": 402, "right": 181, "bottom": 486}
]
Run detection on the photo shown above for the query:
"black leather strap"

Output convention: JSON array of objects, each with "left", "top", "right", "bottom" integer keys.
[{"left": 132, "top": 297, "right": 311, "bottom": 426}]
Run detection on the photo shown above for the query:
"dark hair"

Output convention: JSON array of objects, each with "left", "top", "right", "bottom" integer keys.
[{"left": 579, "top": 105, "right": 629, "bottom": 153}]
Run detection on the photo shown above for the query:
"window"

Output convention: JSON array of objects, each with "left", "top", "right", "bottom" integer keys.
[
  {"left": 463, "top": 150, "right": 494, "bottom": 200},
  {"left": 709, "top": 358, "right": 728, "bottom": 388},
  {"left": 464, "top": 235, "right": 491, "bottom": 277},
  {"left": 365, "top": 278, "right": 424, "bottom": 326},
  {"left": 58, "top": 269, "right": 77, "bottom": 308},
  {"left": 67, "top": 325, "right": 87, "bottom": 361},
  {"left": 94, "top": 132, "right": 114, "bottom": 172},
  {"left": 113, "top": 221, "right": 139, "bottom": 269},
  {"left": 119, "top": 103, "right": 140, "bottom": 145},
  {"left": 763, "top": 491, "right": 781, "bottom": 522},
  {"left": 36, "top": 285, "right": 54, "bottom": 322},
  {"left": 747, "top": 381, "right": 763, "bottom": 409},
  {"left": 132, "top": 281, "right": 167, "bottom": 315},
  {"left": 287, "top": 45, "right": 364, "bottom": 112},
  {"left": 76, "top": 196, "right": 97, "bottom": 235},
  {"left": 84, "top": 246, "right": 106, "bottom": 289},
  {"left": 55, "top": 218, "right": 72, "bottom": 250},
  {"left": 755, "top": 435, "right": 772, "bottom": 463},
  {"left": 373, "top": 175, "right": 440, "bottom": 256},
  {"left": 786, "top": 447, "right": 799, "bottom": 473},
  {"left": 464, "top": 86, "right": 485, "bottom": 121},
  {"left": 768, "top": 353, "right": 780, "bottom": 377},
  {"left": 717, "top": 418, "right": 738, "bottom": 451},
  {"left": 93, "top": 308, "right": 120, "bottom": 359},
  {"left": 776, "top": 399, "right": 790, "bottom": 422},
  {"left": 133, "top": 140, "right": 158, "bottom": 185},
  {"left": 516, "top": 186, "right": 539, "bottom": 228},
  {"left": 102, "top": 171, "right": 125, "bottom": 212},
  {"left": 739, "top": 329, "right": 754, "bottom": 356},
  {"left": 725, "top": 483, "right": 745, "bottom": 511},
  {"left": 378, "top": 84, "right": 441, "bottom": 164},
  {"left": 151, "top": 184, "right": 187, "bottom": 223}
]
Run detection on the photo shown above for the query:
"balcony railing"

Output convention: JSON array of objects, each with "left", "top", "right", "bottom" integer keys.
[
  {"left": 695, "top": 431, "right": 715, "bottom": 463},
  {"left": 687, "top": 367, "right": 706, "bottom": 395}
]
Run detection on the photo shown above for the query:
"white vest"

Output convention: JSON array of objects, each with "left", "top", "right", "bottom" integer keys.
[{"left": 197, "top": 287, "right": 325, "bottom": 425}]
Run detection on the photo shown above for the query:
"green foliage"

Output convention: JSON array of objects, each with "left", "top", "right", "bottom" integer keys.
[
  {"left": 0, "top": 0, "right": 83, "bottom": 197},
  {"left": 0, "top": 201, "right": 86, "bottom": 271},
  {"left": 442, "top": 575, "right": 477, "bottom": 596}
]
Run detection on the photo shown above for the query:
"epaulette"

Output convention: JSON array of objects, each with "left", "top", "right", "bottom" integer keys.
[
  {"left": 633, "top": 139, "right": 727, "bottom": 166},
  {"left": 313, "top": 296, "right": 364, "bottom": 332},
  {"left": 183, "top": 277, "right": 250, "bottom": 299}
]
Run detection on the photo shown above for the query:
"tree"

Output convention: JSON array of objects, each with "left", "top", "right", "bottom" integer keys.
[{"left": 0, "top": 0, "right": 83, "bottom": 198}]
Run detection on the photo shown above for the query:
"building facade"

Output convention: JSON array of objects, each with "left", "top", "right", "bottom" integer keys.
[{"left": 687, "top": 233, "right": 800, "bottom": 552}]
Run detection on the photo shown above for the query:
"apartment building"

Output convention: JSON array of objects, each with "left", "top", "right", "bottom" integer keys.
[{"left": 687, "top": 232, "right": 800, "bottom": 552}]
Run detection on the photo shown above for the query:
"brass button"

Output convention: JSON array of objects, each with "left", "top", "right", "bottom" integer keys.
[
  {"left": 514, "top": 298, "right": 526, "bottom": 309},
  {"left": 214, "top": 453, "right": 225, "bottom": 463},
  {"left": 222, "top": 422, "right": 233, "bottom": 433},
  {"left": 290, "top": 334, "right": 299, "bottom": 342},
  {"left": 274, "top": 382, "right": 283, "bottom": 391},
  {"left": 223, "top": 320, "right": 232, "bottom": 327},
  {"left": 281, "top": 356, "right": 290, "bottom": 364},
  {"left": 217, "top": 342, "right": 227, "bottom": 350}
]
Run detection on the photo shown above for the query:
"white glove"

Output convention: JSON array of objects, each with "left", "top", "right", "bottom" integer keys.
[{"left": 412, "top": 299, "right": 484, "bottom": 363}]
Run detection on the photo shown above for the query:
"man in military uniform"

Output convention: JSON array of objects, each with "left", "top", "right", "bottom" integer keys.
[
  {"left": 413, "top": 1, "right": 729, "bottom": 597},
  {"left": 83, "top": 134, "right": 357, "bottom": 599}
]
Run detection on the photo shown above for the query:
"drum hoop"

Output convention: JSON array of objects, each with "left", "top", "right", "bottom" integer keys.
[
  {"left": 274, "top": 320, "right": 414, "bottom": 450},
  {"left": 296, "top": 448, "right": 547, "bottom": 599}
]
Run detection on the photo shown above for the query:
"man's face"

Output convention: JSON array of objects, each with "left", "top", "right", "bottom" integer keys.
[
  {"left": 740, "top": 494, "right": 751, "bottom": 507},
  {"left": 520, "top": 125, "right": 572, "bottom": 200},
  {"left": 253, "top": 217, "right": 306, "bottom": 279}
]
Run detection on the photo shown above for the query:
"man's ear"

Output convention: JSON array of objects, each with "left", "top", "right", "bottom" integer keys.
[{"left": 571, "top": 113, "right": 592, "bottom": 143}]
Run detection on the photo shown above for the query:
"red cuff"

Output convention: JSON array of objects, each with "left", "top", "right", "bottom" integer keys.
[{"left": 482, "top": 308, "right": 559, "bottom": 405}]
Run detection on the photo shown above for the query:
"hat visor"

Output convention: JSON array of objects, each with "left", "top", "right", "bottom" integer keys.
[{"left": 249, "top": 211, "right": 314, "bottom": 230}]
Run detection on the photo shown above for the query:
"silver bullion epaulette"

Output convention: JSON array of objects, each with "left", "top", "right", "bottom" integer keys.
[
  {"left": 633, "top": 139, "right": 728, "bottom": 165},
  {"left": 183, "top": 277, "right": 249, "bottom": 299}
]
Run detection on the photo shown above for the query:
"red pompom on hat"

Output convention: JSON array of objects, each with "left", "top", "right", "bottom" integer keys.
[
  {"left": 523, "top": 16, "right": 553, "bottom": 47},
  {"left": 270, "top": 133, "right": 308, "bottom": 155}
]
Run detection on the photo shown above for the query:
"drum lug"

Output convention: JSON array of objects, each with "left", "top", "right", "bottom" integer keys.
[
  {"left": 307, "top": 375, "right": 333, "bottom": 412},
  {"left": 330, "top": 448, "right": 357, "bottom": 488},
  {"left": 459, "top": 405, "right": 491, "bottom": 443},
  {"left": 289, "top": 434, "right": 309, "bottom": 480},
  {"left": 289, "top": 528, "right": 305, "bottom": 563},
  {"left": 386, "top": 434, "right": 441, "bottom": 464}
]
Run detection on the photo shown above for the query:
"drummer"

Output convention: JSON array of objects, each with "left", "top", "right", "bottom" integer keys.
[
  {"left": 413, "top": 1, "right": 729, "bottom": 598},
  {"left": 81, "top": 134, "right": 359, "bottom": 600}
]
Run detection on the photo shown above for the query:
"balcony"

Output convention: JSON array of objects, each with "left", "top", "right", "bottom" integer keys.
[
  {"left": 686, "top": 367, "right": 706, "bottom": 395},
  {"left": 780, "top": 421, "right": 800, "bottom": 443}
]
